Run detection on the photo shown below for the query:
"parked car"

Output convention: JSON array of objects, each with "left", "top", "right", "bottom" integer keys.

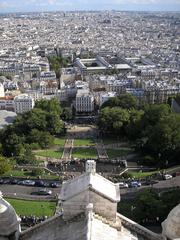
[
  {"left": 2, "top": 179, "right": 11, "bottom": 184},
  {"left": 37, "top": 188, "right": 52, "bottom": 195},
  {"left": 0, "top": 179, "right": 4, "bottom": 184},
  {"left": 129, "top": 181, "right": 141, "bottom": 188},
  {"left": 21, "top": 180, "right": 35, "bottom": 186},
  {"left": 35, "top": 180, "right": 47, "bottom": 187},
  {"left": 50, "top": 182, "right": 60, "bottom": 188},
  {"left": 163, "top": 174, "right": 172, "bottom": 180},
  {"left": 118, "top": 182, "right": 129, "bottom": 188},
  {"left": 9, "top": 179, "right": 19, "bottom": 185}
]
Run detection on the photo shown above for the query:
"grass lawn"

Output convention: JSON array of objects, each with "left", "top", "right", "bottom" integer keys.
[
  {"left": 74, "top": 138, "right": 95, "bottom": 147},
  {"left": 5, "top": 198, "right": 56, "bottom": 217},
  {"left": 72, "top": 148, "right": 97, "bottom": 159},
  {"left": 54, "top": 138, "right": 65, "bottom": 147},
  {"left": 107, "top": 149, "right": 132, "bottom": 158},
  {"left": 35, "top": 149, "right": 63, "bottom": 159},
  {"left": 128, "top": 171, "right": 157, "bottom": 178},
  {"left": 3, "top": 169, "right": 59, "bottom": 180}
]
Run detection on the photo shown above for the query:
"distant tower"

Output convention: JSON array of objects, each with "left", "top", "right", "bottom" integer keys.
[{"left": 85, "top": 160, "right": 96, "bottom": 174}]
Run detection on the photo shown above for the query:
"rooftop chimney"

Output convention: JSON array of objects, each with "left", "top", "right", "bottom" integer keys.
[{"left": 85, "top": 160, "right": 96, "bottom": 174}]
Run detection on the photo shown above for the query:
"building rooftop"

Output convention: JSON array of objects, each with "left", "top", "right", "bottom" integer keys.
[{"left": 0, "top": 110, "right": 17, "bottom": 129}]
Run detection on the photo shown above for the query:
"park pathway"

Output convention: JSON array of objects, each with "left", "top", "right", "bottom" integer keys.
[
  {"left": 96, "top": 141, "right": 108, "bottom": 161},
  {"left": 61, "top": 138, "right": 74, "bottom": 162}
]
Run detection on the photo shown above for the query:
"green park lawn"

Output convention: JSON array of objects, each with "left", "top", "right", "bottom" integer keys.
[
  {"left": 54, "top": 138, "right": 66, "bottom": 147},
  {"left": 3, "top": 169, "right": 59, "bottom": 180},
  {"left": 74, "top": 138, "right": 95, "bottom": 147},
  {"left": 107, "top": 148, "right": 132, "bottom": 158},
  {"left": 35, "top": 149, "right": 63, "bottom": 159},
  {"left": 5, "top": 198, "right": 56, "bottom": 217},
  {"left": 127, "top": 171, "right": 157, "bottom": 179},
  {"left": 72, "top": 148, "right": 97, "bottom": 159}
]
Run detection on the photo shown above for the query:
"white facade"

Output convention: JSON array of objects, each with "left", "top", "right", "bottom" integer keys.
[
  {"left": 14, "top": 94, "right": 35, "bottom": 114},
  {"left": 0, "top": 83, "right": 5, "bottom": 97},
  {"left": 75, "top": 89, "right": 94, "bottom": 113},
  {"left": 40, "top": 71, "right": 56, "bottom": 81}
]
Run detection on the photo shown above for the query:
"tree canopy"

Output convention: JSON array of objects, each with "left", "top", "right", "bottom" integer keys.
[
  {"left": 118, "top": 189, "right": 180, "bottom": 225},
  {"left": 0, "top": 156, "right": 12, "bottom": 175},
  {"left": 101, "top": 93, "right": 138, "bottom": 109},
  {"left": 98, "top": 95, "right": 180, "bottom": 166},
  {"left": 0, "top": 98, "right": 65, "bottom": 161}
]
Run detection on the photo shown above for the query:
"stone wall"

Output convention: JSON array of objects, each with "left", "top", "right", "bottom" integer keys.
[
  {"left": 63, "top": 189, "right": 117, "bottom": 221},
  {"left": 20, "top": 214, "right": 88, "bottom": 240}
]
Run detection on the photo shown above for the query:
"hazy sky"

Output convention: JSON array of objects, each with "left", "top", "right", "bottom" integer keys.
[{"left": 0, "top": 0, "right": 180, "bottom": 12}]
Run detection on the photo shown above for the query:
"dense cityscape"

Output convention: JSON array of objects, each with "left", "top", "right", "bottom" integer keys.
[{"left": 0, "top": 9, "right": 179, "bottom": 240}]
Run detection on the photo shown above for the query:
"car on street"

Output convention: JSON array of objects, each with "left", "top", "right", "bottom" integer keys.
[
  {"left": 37, "top": 188, "right": 52, "bottom": 195},
  {"left": 118, "top": 182, "right": 129, "bottom": 188},
  {"left": 31, "top": 188, "right": 52, "bottom": 195},
  {"left": 19, "top": 180, "right": 35, "bottom": 186},
  {"left": 129, "top": 181, "right": 141, "bottom": 188},
  {"left": 50, "top": 182, "right": 60, "bottom": 188},
  {"left": 0, "top": 179, "right": 4, "bottom": 184},
  {"left": 9, "top": 179, "right": 19, "bottom": 185},
  {"left": 163, "top": 174, "right": 173, "bottom": 180},
  {"left": 35, "top": 180, "right": 48, "bottom": 187},
  {"left": 2, "top": 179, "right": 11, "bottom": 184}
]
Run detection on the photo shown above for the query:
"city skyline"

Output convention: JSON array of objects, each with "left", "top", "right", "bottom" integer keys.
[{"left": 0, "top": 0, "right": 180, "bottom": 13}]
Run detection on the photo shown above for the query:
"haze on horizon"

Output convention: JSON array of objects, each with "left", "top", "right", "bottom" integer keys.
[{"left": 0, "top": 0, "right": 180, "bottom": 13}]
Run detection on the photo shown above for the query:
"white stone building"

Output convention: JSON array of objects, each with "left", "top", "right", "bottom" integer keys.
[
  {"left": 0, "top": 83, "right": 5, "bottom": 97},
  {"left": 40, "top": 71, "right": 56, "bottom": 82},
  {"left": 14, "top": 94, "right": 35, "bottom": 114},
  {"left": 0, "top": 160, "right": 179, "bottom": 240},
  {"left": 75, "top": 89, "right": 94, "bottom": 113}
]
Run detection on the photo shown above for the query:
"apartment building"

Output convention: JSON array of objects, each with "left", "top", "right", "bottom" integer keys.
[
  {"left": 0, "top": 96, "right": 14, "bottom": 111},
  {"left": 0, "top": 83, "right": 5, "bottom": 97},
  {"left": 75, "top": 89, "right": 94, "bottom": 113},
  {"left": 14, "top": 94, "right": 34, "bottom": 114},
  {"left": 40, "top": 71, "right": 56, "bottom": 81}
]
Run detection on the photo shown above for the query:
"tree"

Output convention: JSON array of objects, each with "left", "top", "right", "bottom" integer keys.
[
  {"left": 141, "top": 104, "right": 171, "bottom": 132},
  {"left": 61, "top": 107, "right": 73, "bottom": 121},
  {"left": 24, "top": 108, "right": 47, "bottom": 132},
  {"left": 2, "top": 132, "right": 25, "bottom": 157},
  {"left": 31, "top": 168, "right": 43, "bottom": 176},
  {"left": 143, "top": 113, "right": 180, "bottom": 166},
  {"left": 133, "top": 189, "right": 165, "bottom": 224},
  {"left": 125, "top": 109, "right": 144, "bottom": 139},
  {"left": 0, "top": 156, "right": 12, "bottom": 175},
  {"left": 48, "top": 56, "right": 69, "bottom": 79},
  {"left": 101, "top": 93, "right": 138, "bottom": 109},
  {"left": 38, "top": 132, "right": 54, "bottom": 149},
  {"left": 98, "top": 107, "right": 130, "bottom": 134},
  {"left": 46, "top": 112, "right": 64, "bottom": 135},
  {"left": 28, "top": 129, "right": 54, "bottom": 149},
  {"left": 35, "top": 98, "right": 62, "bottom": 116},
  {"left": 118, "top": 189, "right": 180, "bottom": 225},
  {"left": 16, "top": 145, "right": 37, "bottom": 165}
]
